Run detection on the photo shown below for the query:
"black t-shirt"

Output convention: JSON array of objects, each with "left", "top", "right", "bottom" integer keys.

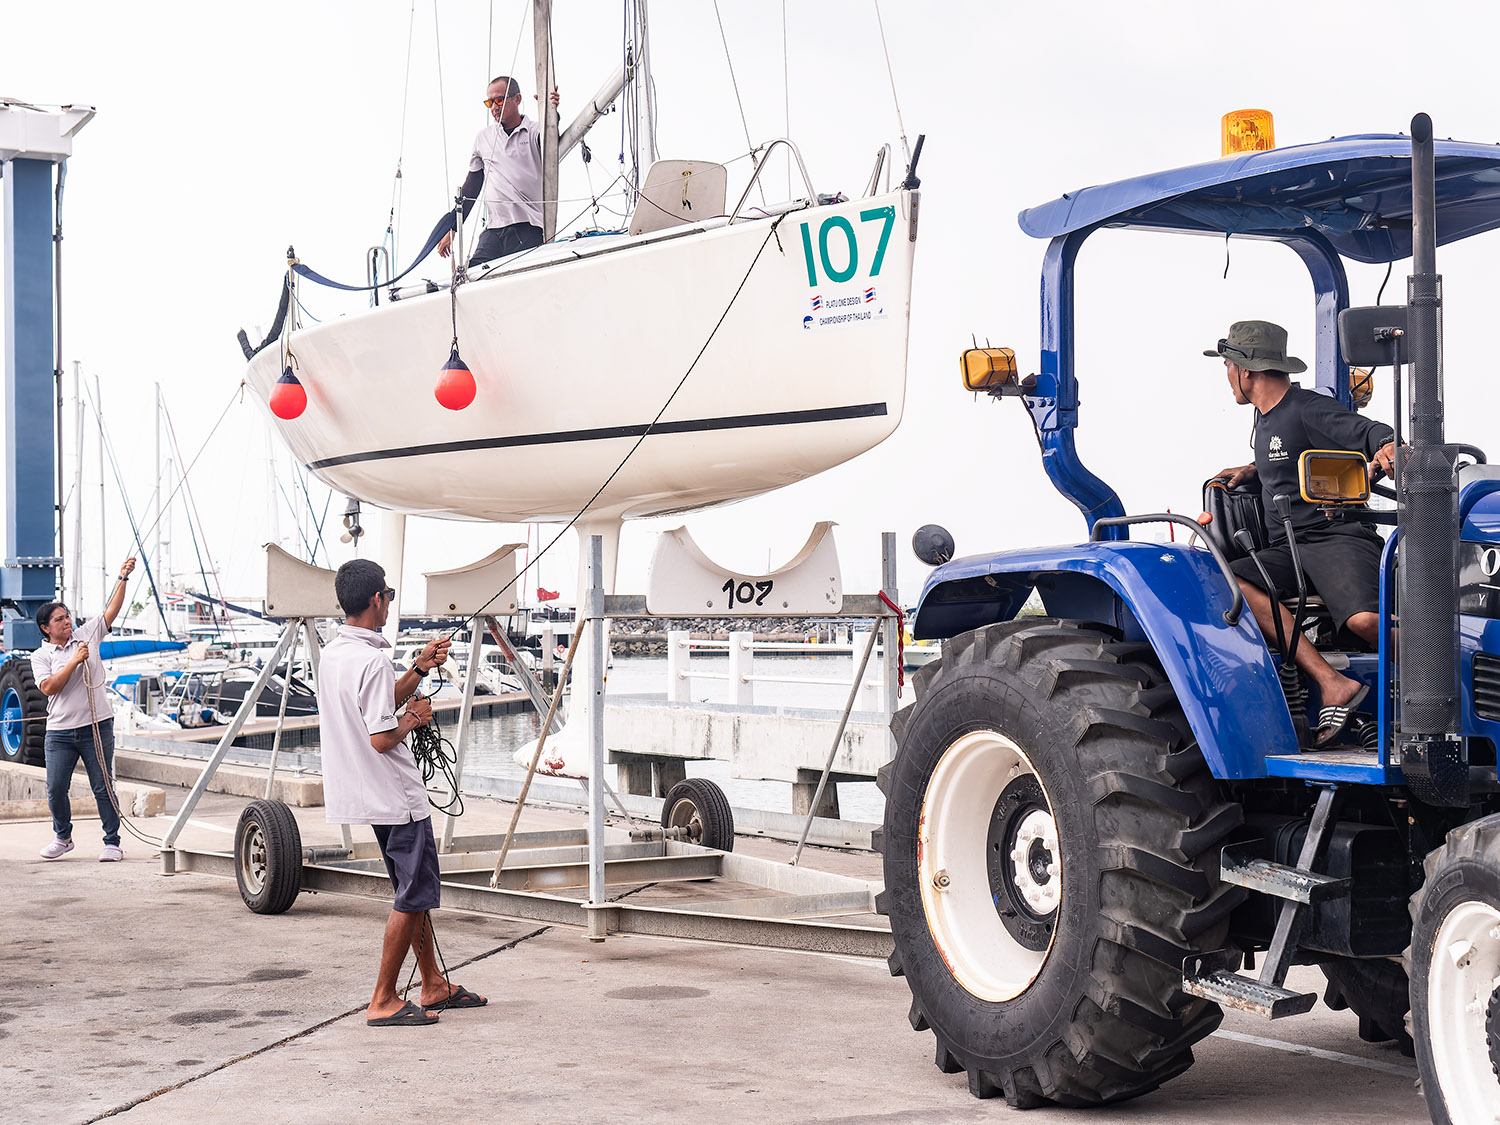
[{"left": 1252, "top": 385, "right": 1394, "bottom": 542}]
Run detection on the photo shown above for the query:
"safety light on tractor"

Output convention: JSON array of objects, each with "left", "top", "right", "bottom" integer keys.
[
  {"left": 1298, "top": 449, "right": 1370, "bottom": 505},
  {"left": 1221, "top": 109, "right": 1275, "bottom": 156},
  {"left": 269, "top": 366, "right": 307, "bottom": 420},
  {"left": 960, "top": 346, "right": 1021, "bottom": 394},
  {"left": 435, "top": 346, "right": 477, "bottom": 411}
]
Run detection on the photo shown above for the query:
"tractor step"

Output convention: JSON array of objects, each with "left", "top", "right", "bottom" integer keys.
[
  {"left": 1218, "top": 843, "right": 1351, "bottom": 904},
  {"left": 1182, "top": 952, "right": 1318, "bottom": 1019}
]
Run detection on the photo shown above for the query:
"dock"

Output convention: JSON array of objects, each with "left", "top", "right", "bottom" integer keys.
[{"left": 4, "top": 776, "right": 1427, "bottom": 1124}]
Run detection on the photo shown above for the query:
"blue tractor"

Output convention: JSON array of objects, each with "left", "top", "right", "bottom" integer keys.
[{"left": 879, "top": 115, "right": 1500, "bottom": 1121}]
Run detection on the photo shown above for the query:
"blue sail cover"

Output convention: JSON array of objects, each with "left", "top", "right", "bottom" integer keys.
[{"left": 1018, "top": 135, "right": 1500, "bottom": 263}]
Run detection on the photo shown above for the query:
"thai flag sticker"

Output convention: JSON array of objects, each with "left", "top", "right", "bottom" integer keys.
[
  {"left": 864, "top": 287, "right": 877, "bottom": 303},
  {"left": 810, "top": 295, "right": 822, "bottom": 311}
]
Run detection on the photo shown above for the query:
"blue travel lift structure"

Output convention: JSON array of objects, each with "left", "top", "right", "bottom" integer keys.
[{"left": 0, "top": 101, "right": 93, "bottom": 765}]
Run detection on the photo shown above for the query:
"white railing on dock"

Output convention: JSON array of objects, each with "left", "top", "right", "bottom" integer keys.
[{"left": 664, "top": 629, "right": 888, "bottom": 711}]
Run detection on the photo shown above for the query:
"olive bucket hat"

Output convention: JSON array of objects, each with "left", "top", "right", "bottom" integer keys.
[{"left": 1203, "top": 320, "right": 1307, "bottom": 374}]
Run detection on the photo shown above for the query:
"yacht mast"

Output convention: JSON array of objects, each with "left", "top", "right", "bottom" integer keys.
[
  {"left": 532, "top": 0, "right": 559, "bottom": 241},
  {"left": 69, "top": 360, "right": 83, "bottom": 610},
  {"left": 628, "top": 0, "right": 656, "bottom": 199}
]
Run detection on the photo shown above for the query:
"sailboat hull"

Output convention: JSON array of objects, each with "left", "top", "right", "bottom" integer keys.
[{"left": 246, "top": 191, "right": 917, "bottom": 522}]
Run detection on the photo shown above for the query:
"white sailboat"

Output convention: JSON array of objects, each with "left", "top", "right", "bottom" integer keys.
[{"left": 241, "top": 1, "right": 921, "bottom": 776}]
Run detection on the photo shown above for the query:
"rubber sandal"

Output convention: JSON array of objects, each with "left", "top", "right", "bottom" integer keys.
[
  {"left": 366, "top": 1000, "right": 439, "bottom": 1027},
  {"left": 1314, "top": 683, "right": 1371, "bottom": 748},
  {"left": 428, "top": 984, "right": 487, "bottom": 1010}
]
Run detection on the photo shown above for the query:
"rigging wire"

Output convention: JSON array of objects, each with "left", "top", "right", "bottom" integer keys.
[
  {"left": 783, "top": 0, "right": 791, "bottom": 198},
  {"left": 162, "top": 405, "right": 238, "bottom": 645},
  {"left": 871, "top": 0, "right": 911, "bottom": 166},
  {"left": 433, "top": 0, "right": 452, "bottom": 219},
  {"left": 712, "top": 0, "right": 765, "bottom": 206},
  {"left": 386, "top": 0, "right": 419, "bottom": 266}
]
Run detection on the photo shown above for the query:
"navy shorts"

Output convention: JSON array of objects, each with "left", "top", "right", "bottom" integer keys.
[
  {"left": 373, "top": 817, "right": 442, "bottom": 913},
  {"left": 1229, "top": 524, "right": 1386, "bottom": 630}
]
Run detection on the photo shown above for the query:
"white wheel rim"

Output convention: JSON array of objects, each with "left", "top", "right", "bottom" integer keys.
[
  {"left": 240, "top": 823, "right": 267, "bottom": 894},
  {"left": 1426, "top": 897, "right": 1500, "bottom": 1120},
  {"left": 919, "top": 729, "right": 1058, "bottom": 1002}
]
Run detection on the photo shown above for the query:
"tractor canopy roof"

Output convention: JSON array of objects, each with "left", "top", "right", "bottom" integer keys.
[{"left": 1019, "top": 134, "right": 1500, "bottom": 263}]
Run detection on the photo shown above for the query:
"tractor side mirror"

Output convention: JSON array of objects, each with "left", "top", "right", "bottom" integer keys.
[
  {"left": 1338, "top": 305, "right": 1408, "bottom": 367},
  {"left": 912, "top": 524, "right": 955, "bottom": 566},
  {"left": 1299, "top": 450, "right": 1370, "bottom": 505}
]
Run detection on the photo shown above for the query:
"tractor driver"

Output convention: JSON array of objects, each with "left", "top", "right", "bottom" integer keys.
[{"left": 1209, "top": 320, "right": 1397, "bottom": 747}]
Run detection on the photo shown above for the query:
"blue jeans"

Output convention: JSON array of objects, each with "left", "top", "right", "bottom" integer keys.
[{"left": 44, "top": 719, "right": 119, "bottom": 846}]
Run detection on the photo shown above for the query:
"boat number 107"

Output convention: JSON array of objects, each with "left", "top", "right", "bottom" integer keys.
[
  {"left": 798, "top": 206, "right": 895, "bottom": 286},
  {"left": 722, "top": 578, "right": 774, "bottom": 609}
]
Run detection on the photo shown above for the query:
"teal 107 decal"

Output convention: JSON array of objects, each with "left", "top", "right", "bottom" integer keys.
[{"left": 798, "top": 206, "right": 895, "bottom": 287}]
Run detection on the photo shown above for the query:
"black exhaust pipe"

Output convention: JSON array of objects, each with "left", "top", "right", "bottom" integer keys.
[{"left": 1398, "top": 113, "right": 1467, "bottom": 806}]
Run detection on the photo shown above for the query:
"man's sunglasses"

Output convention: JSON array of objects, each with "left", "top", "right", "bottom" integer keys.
[
  {"left": 381, "top": 587, "right": 396, "bottom": 601},
  {"left": 1216, "top": 338, "right": 1251, "bottom": 361},
  {"left": 483, "top": 93, "right": 519, "bottom": 108}
]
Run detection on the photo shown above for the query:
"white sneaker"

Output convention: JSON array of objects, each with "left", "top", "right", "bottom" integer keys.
[
  {"left": 99, "top": 845, "right": 124, "bottom": 862},
  {"left": 40, "top": 838, "right": 74, "bottom": 859}
]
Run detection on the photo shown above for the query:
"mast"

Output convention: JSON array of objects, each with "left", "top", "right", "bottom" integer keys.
[
  {"left": 627, "top": 0, "right": 656, "bottom": 200},
  {"left": 95, "top": 372, "right": 104, "bottom": 613},
  {"left": 153, "top": 381, "right": 161, "bottom": 638},
  {"left": 532, "top": 0, "right": 559, "bottom": 241},
  {"left": 70, "top": 360, "right": 83, "bottom": 610}
]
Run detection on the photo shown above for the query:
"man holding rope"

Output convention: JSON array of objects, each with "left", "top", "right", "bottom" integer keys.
[
  {"left": 321, "top": 558, "right": 486, "bottom": 1027},
  {"left": 34, "top": 556, "right": 137, "bottom": 861}
]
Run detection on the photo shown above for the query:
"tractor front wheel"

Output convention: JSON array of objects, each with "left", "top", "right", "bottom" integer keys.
[
  {"left": 877, "top": 619, "right": 1244, "bottom": 1107},
  {"left": 1407, "top": 812, "right": 1500, "bottom": 1123}
]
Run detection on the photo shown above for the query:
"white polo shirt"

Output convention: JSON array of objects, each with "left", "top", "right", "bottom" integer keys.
[
  {"left": 317, "top": 625, "right": 430, "bottom": 825},
  {"left": 31, "top": 615, "right": 111, "bottom": 731},
  {"left": 468, "top": 115, "right": 544, "bottom": 231}
]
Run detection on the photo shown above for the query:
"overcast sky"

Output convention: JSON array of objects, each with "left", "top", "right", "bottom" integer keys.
[{"left": 4, "top": 0, "right": 1500, "bottom": 618}]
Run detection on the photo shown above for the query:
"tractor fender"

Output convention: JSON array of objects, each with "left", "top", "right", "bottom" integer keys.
[{"left": 911, "top": 540, "right": 1296, "bottom": 778}]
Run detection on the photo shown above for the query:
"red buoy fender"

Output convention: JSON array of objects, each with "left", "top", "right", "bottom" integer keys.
[
  {"left": 269, "top": 367, "right": 307, "bottom": 420},
  {"left": 435, "top": 347, "right": 477, "bottom": 411}
]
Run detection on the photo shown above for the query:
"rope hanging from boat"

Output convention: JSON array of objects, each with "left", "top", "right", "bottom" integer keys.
[{"left": 442, "top": 208, "right": 799, "bottom": 640}]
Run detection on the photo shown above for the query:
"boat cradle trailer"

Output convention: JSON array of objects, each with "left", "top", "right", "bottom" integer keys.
[{"left": 156, "top": 534, "right": 902, "bottom": 959}]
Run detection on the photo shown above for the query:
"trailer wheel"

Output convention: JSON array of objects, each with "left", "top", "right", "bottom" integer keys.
[
  {"left": 1407, "top": 813, "right": 1500, "bottom": 1123},
  {"left": 0, "top": 657, "right": 47, "bottom": 767},
  {"left": 1320, "top": 957, "right": 1413, "bottom": 1055},
  {"left": 235, "top": 799, "right": 303, "bottom": 915},
  {"left": 877, "top": 619, "right": 1244, "bottom": 1107},
  {"left": 661, "top": 778, "right": 735, "bottom": 852}
]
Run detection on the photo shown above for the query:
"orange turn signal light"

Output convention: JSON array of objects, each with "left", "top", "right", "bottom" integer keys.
[{"left": 961, "top": 347, "right": 1018, "bottom": 392}]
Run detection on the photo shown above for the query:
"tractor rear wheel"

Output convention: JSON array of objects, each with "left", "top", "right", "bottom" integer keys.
[
  {"left": 0, "top": 657, "right": 47, "bottom": 767},
  {"left": 877, "top": 619, "right": 1244, "bottom": 1107},
  {"left": 1407, "top": 812, "right": 1500, "bottom": 1123}
]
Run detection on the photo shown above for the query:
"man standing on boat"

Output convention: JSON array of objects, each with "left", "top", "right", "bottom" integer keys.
[
  {"left": 437, "top": 76, "right": 561, "bottom": 268},
  {"left": 34, "top": 556, "right": 138, "bottom": 862},
  {"left": 321, "top": 558, "right": 486, "bottom": 1027}
]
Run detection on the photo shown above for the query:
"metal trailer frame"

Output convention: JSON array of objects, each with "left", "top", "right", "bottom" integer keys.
[{"left": 156, "top": 533, "right": 902, "bottom": 959}]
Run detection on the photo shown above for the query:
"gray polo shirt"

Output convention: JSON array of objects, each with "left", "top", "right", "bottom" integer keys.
[
  {"left": 31, "top": 615, "right": 112, "bottom": 731},
  {"left": 468, "top": 115, "right": 544, "bottom": 231},
  {"left": 317, "top": 625, "right": 430, "bottom": 825}
]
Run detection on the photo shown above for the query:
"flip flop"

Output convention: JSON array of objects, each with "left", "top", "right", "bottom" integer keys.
[
  {"left": 1314, "top": 683, "right": 1371, "bottom": 748},
  {"left": 367, "top": 1000, "right": 440, "bottom": 1027},
  {"left": 428, "top": 984, "right": 487, "bottom": 1010}
]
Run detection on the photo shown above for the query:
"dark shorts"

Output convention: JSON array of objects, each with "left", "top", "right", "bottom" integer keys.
[
  {"left": 1229, "top": 525, "right": 1386, "bottom": 630},
  {"left": 469, "top": 222, "right": 544, "bottom": 267},
  {"left": 373, "top": 817, "right": 442, "bottom": 913}
]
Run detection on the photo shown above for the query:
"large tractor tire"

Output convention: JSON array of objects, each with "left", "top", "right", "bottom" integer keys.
[
  {"left": 876, "top": 619, "right": 1244, "bottom": 1107},
  {"left": 1320, "top": 957, "right": 1413, "bottom": 1056},
  {"left": 1406, "top": 813, "right": 1500, "bottom": 1123},
  {"left": 0, "top": 657, "right": 48, "bottom": 767}
]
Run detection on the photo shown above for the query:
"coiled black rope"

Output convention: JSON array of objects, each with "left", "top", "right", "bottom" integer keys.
[{"left": 407, "top": 666, "right": 462, "bottom": 817}]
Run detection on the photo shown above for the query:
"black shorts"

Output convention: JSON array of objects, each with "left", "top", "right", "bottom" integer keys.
[
  {"left": 1229, "top": 525, "right": 1385, "bottom": 630},
  {"left": 469, "top": 222, "right": 544, "bottom": 267},
  {"left": 373, "top": 817, "right": 442, "bottom": 913}
]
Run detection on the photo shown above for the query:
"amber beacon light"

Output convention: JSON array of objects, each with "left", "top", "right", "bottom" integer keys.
[{"left": 1221, "top": 109, "right": 1275, "bottom": 156}]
